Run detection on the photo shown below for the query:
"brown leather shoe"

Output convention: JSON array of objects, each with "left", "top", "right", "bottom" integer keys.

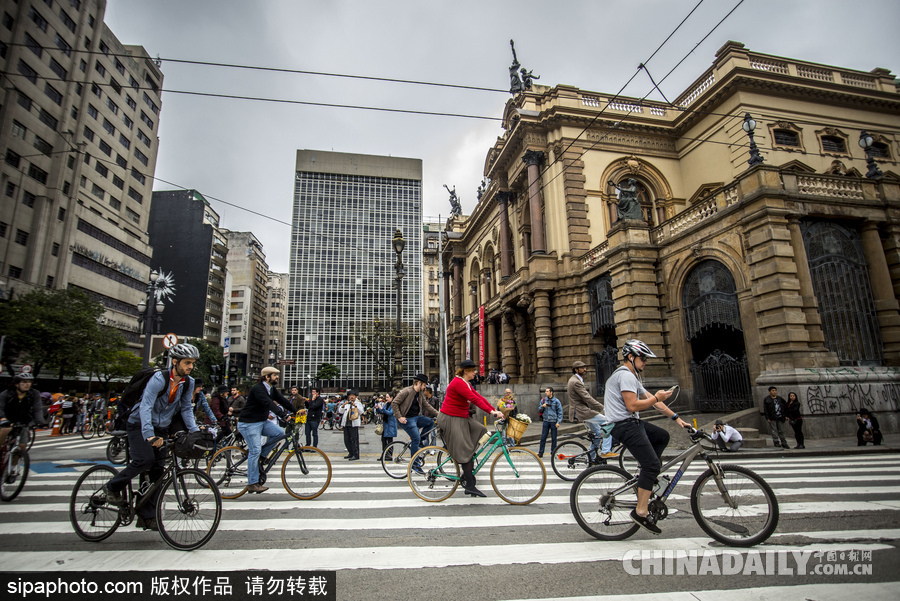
[{"left": 247, "top": 483, "right": 269, "bottom": 494}]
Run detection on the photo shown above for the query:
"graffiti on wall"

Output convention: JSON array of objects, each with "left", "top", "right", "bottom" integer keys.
[{"left": 806, "top": 382, "right": 900, "bottom": 415}]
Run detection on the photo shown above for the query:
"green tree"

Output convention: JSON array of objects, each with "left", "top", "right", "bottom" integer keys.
[
  {"left": 315, "top": 363, "right": 340, "bottom": 382},
  {"left": 82, "top": 326, "right": 141, "bottom": 392},
  {"left": 350, "top": 318, "right": 424, "bottom": 389},
  {"left": 96, "top": 349, "right": 143, "bottom": 392},
  {"left": 0, "top": 288, "right": 105, "bottom": 386}
]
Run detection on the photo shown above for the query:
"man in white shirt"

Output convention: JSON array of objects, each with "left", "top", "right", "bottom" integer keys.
[{"left": 711, "top": 419, "right": 743, "bottom": 452}]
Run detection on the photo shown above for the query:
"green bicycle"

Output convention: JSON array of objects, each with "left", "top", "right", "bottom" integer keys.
[{"left": 407, "top": 418, "right": 546, "bottom": 505}]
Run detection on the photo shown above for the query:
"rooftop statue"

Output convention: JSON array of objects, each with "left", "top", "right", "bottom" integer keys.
[{"left": 444, "top": 184, "right": 462, "bottom": 217}]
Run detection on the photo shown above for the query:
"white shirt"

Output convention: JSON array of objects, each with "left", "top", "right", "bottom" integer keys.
[{"left": 711, "top": 424, "right": 742, "bottom": 443}]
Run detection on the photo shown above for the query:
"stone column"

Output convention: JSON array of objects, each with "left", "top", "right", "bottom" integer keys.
[
  {"left": 533, "top": 290, "right": 554, "bottom": 376},
  {"left": 487, "top": 318, "right": 499, "bottom": 371},
  {"left": 451, "top": 257, "right": 464, "bottom": 321},
  {"left": 786, "top": 217, "right": 828, "bottom": 352},
  {"left": 501, "top": 310, "right": 519, "bottom": 379},
  {"left": 497, "top": 191, "right": 513, "bottom": 279},
  {"left": 523, "top": 150, "right": 546, "bottom": 254},
  {"left": 861, "top": 222, "right": 900, "bottom": 364}
]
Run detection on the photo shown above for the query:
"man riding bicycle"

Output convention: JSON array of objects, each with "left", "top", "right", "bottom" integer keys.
[
  {"left": 0, "top": 373, "right": 45, "bottom": 450},
  {"left": 392, "top": 374, "right": 439, "bottom": 472},
  {"left": 238, "top": 366, "right": 293, "bottom": 494},
  {"left": 103, "top": 343, "right": 202, "bottom": 531},
  {"left": 605, "top": 340, "right": 689, "bottom": 535}
]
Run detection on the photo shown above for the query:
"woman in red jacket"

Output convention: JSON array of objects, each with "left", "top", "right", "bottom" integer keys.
[{"left": 437, "top": 359, "right": 505, "bottom": 497}]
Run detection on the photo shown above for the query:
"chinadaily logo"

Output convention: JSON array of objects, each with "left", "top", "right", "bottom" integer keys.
[{"left": 622, "top": 549, "right": 874, "bottom": 576}]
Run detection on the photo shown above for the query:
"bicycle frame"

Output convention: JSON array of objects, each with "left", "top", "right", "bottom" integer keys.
[
  {"left": 252, "top": 419, "right": 310, "bottom": 478},
  {"left": 428, "top": 421, "right": 521, "bottom": 482},
  {"left": 121, "top": 442, "right": 197, "bottom": 523}
]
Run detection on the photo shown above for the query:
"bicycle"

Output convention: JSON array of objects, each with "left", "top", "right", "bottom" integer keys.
[
  {"left": 26, "top": 425, "right": 37, "bottom": 452},
  {"left": 69, "top": 434, "right": 223, "bottom": 551},
  {"left": 1, "top": 424, "right": 30, "bottom": 502},
  {"left": 81, "top": 412, "right": 108, "bottom": 439},
  {"left": 105, "top": 431, "right": 127, "bottom": 465},
  {"left": 569, "top": 425, "right": 779, "bottom": 546},
  {"left": 207, "top": 414, "right": 332, "bottom": 500},
  {"left": 550, "top": 425, "right": 637, "bottom": 481},
  {"left": 407, "top": 418, "right": 546, "bottom": 505},
  {"left": 380, "top": 424, "right": 441, "bottom": 479}
]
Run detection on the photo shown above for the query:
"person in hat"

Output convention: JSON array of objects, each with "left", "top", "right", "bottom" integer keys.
[
  {"left": 340, "top": 390, "right": 365, "bottom": 460},
  {"left": 391, "top": 374, "right": 439, "bottom": 469},
  {"left": 567, "top": 360, "right": 617, "bottom": 461},
  {"left": 856, "top": 408, "right": 882, "bottom": 446},
  {"left": 436, "top": 360, "right": 505, "bottom": 497},
  {"left": 237, "top": 366, "right": 293, "bottom": 493},
  {"left": 710, "top": 419, "right": 743, "bottom": 452}
]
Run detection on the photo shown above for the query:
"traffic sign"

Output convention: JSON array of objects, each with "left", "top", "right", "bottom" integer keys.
[
  {"left": 223, "top": 348, "right": 229, "bottom": 358},
  {"left": 163, "top": 333, "right": 178, "bottom": 349},
  {"left": 223, "top": 336, "right": 230, "bottom": 348},
  {"left": 275, "top": 359, "right": 295, "bottom": 366},
  {"left": 20, "top": 364, "right": 32, "bottom": 373}
]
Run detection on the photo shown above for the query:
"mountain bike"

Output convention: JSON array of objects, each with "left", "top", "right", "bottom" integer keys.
[
  {"left": 69, "top": 434, "right": 222, "bottom": 551},
  {"left": 570, "top": 425, "right": 779, "bottom": 546},
  {"left": 381, "top": 424, "right": 441, "bottom": 479},
  {"left": 1, "top": 424, "right": 30, "bottom": 502},
  {"left": 207, "top": 414, "right": 332, "bottom": 500},
  {"left": 550, "top": 425, "right": 637, "bottom": 480},
  {"left": 81, "top": 412, "right": 107, "bottom": 439},
  {"left": 407, "top": 418, "right": 546, "bottom": 505},
  {"left": 105, "top": 431, "right": 127, "bottom": 465}
]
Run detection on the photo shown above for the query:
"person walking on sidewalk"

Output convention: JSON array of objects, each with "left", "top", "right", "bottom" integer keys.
[
  {"left": 537, "top": 387, "right": 562, "bottom": 458},
  {"left": 786, "top": 391, "right": 805, "bottom": 449},
  {"left": 391, "top": 374, "right": 439, "bottom": 463},
  {"left": 567, "top": 360, "right": 616, "bottom": 461},
  {"left": 340, "top": 391, "right": 364, "bottom": 460},
  {"left": 763, "top": 386, "right": 789, "bottom": 448},
  {"left": 711, "top": 419, "right": 743, "bottom": 452}
]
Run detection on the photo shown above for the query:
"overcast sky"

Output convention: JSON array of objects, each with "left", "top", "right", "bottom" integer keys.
[{"left": 102, "top": 0, "right": 900, "bottom": 273}]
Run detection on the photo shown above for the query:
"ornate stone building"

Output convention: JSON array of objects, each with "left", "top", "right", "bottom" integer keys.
[{"left": 443, "top": 41, "right": 900, "bottom": 434}]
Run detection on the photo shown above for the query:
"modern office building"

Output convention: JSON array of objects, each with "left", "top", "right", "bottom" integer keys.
[
  {"left": 0, "top": 0, "right": 163, "bottom": 349},
  {"left": 265, "top": 270, "right": 288, "bottom": 370},
  {"left": 223, "top": 230, "right": 268, "bottom": 380},
  {"left": 148, "top": 189, "right": 228, "bottom": 346},
  {"left": 285, "top": 150, "right": 424, "bottom": 392}
]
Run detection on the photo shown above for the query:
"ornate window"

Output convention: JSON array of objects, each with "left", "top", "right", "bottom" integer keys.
[
  {"left": 769, "top": 121, "right": 804, "bottom": 152},
  {"left": 682, "top": 260, "right": 742, "bottom": 341},
  {"left": 588, "top": 273, "right": 615, "bottom": 338},
  {"left": 816, "top": 128, "right": 851, "bottom": 157}
]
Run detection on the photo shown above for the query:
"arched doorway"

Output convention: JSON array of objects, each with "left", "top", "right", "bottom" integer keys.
[
  {"left": 683, "top": 260, "right": 753, "bottom": 411},
  {"left": 588, "top": 273, "right": 618, "bottom": 397}
]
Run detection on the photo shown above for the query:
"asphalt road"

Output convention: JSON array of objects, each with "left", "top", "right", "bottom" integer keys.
[{"left": 1, "top": 426, "right": 898, "bottom": 601}]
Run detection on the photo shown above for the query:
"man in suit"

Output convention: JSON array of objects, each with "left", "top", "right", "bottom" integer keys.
[
  {"left": 236, "top": 366, "right": 293, "bottom": 493},
  {"left": 392, "top": 374, "right": 439, "bottom": 461},
  {"left": 567, "top": 360, "right": 616, "bottom": 461}
]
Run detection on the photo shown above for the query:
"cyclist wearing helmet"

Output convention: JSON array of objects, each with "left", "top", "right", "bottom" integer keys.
[
  {"left": 103, "top": 342, "right": 201, "bottom": 531},
  {"left": 605, "top": 339, "right": 689, "bottom": 535},
  {"left": 0, "top": 373, "right": 45, "bottom": 450}
]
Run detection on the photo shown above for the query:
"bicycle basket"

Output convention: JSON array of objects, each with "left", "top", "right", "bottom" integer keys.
[
  {"left": 173, "top": 430, "right": 215, "bottom": 459},
  {"left": 506, "top": 417, "right": 529, "bottom": 444}
]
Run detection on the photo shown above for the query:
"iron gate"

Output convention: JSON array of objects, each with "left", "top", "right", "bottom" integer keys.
[
  {"left": 593, "top": 346, "right": 619, "bottom": 398},
  {"left": 690, "top": 350, "right": 753, "bottom": 412}
]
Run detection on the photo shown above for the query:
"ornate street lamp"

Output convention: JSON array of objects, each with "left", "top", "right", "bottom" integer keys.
[
  {"left": 137, "top": 269, "right": 166, "bottom": 368},
  {"left": 742, "top": 113, "right": 764, "bottom": 167},
  {"left": 858, "top": 130, "right": 884, "bottom": 179},
  {"left": 392, "top": 229, "right": 405, "bottom": 391}
]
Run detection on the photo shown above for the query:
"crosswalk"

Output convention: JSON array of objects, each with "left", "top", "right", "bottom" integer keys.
[{"left": 1, "top": 448, "right": 898, "bottom": 599}]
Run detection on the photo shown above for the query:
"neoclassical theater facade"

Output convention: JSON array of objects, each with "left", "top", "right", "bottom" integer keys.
[{"left": 442, "top": 41, "right": 900, "bottom": 435}]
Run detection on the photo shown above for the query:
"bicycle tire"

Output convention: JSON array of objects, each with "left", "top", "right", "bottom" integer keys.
[
  {"left": 550, "top": 440, "right": 589, "bottom": 481},
  {"left": 690, "top": 464, "right": 779, "bottom": 547},
  {"left": 81, "top": 424, "right": 95, "bottom": 440},
  {"left": 105, "top": 437, "right": 127, "bottom": 465},
  {"left": 381, "top": 441, "right": 411, "bottom": 479},
  {"left": 69, "top": 464, "right": 121, "bottom": 541},
  {"left": 334, "top": 421, "right": 343, "bottom": 431},
  {"left": 0, "top": 447, "right": 29, "bottom": 501},
  {"left": 156, "top": 468, "right": 222, "bottom": 551},
  {"left": 281, "top": 446, "right": 332, "bottom": 500},
  {"left": 490, "top": 447, "right": 546, "bottom": 505},
  {"left": 570, "top": 465, "right": 640, "bottom": 541},
  {"left": 206, "top": 446, "right": 249, "bottom": 499},
  {"left": 26, "top": 427, "right": 36, "bottom": 452},
  {"left": 617, "top": 443, "right": 640, "bottom": 474},
  {"left": 407, "top": 446, "right": 459, "bottom": 502}
]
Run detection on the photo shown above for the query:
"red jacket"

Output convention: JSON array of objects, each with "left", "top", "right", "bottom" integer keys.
[{"left": 441, "top": 377, "right": 495, "bottom": 418}]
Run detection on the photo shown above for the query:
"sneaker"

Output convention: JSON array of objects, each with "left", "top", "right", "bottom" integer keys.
[
  {"left": 601, "top": 451, "right": 620, "bottom": 459},
  {"left": 102, "top": 485, "right": 123, "bottom": 506},
  {"left": 411, "top": 458, "right": 425, "bottom": 475},
  {"left": 135, "top": 516, "right": 159, "bottom": 531},
  {"left": 797, "top": 445, "right": 805, "bottom": 449},
  {"left": 630, "top": 509, "right": 661, "bottom": 535}
]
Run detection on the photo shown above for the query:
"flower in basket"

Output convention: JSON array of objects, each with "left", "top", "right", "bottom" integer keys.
[{"left": 513, "top": 413, "right": 532, "bottom": 425}]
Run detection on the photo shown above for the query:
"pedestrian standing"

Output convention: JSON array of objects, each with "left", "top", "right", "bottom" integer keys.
[
  {"left": 786, "top": 391, "right": 805, "bottom": 449},
  {"left": 537, "top": 387, "right": 562, "bottom": 458},
  {"left": 568, "top": 360, "right": 616, "bottom": 460},
  {"left": 304, "top": 388, "right": 324, "bottom": 447},
  {"left": 340, "top": 391, "right": 364, "bottom": 460},
  {"left": 74, "top": 395, "right": 87, "bottom": 433},
  {"left": 763, "top": 386, "right": 789, "bottom": 448},
  {"left": 61, "top": 395, "right": 76, "bottom": 434},
  {"left": 325, "top": 398, "right": 336, "bottom": 430},
  {"left": 376, "top": 393, "right": 397, "bottom": 459},
  {"left": 228, "top": 387, "right": 246, "bottom": 420}
]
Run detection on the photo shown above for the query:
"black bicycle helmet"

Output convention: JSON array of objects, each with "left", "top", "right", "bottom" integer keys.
[
  {"left": 170, "top": 343, "right": 200, "bottom": 360},
  {"left": 621, "top": 339, "right": 657, "bottom": 360}
]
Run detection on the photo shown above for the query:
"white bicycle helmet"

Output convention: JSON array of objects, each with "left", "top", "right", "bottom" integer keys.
[
  {"left": 621, "top": 339, "right": 657, "bottom": 360},
  {"left": 169, "top": 343, "right": 200, "bottom": 360}
]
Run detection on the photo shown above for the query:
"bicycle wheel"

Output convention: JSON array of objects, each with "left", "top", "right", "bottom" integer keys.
[
  {"left": 570, "top": 465, "right": 640, "bottom": 541},
  {"left": 691, "top": 464, "right": 779, "bottom": 547},
  {"left": 407, "top": 446, "right": 459, "bottom": 502},
  {"left": 69, "top": 464, "right": 121, "bottom": 541},
  {"left": 281, "top": 447, "right": 332, "bottom": 500},
  {"left": 381, "top": 441, "right": 412, "bottom": 479},
  {"left": 551, "top": 440, "right": 590, "bottom": 481},
  {"left": 81, "top": 423, "right": 95, "bottom": 440},
  {"left": 106, "top": 437, "right": 126, "bottom": 465},
  {"left": 27, "top": 427, "right": 36, "bottom": 452},
  {"left": 0, "top": 447, "right": 29, "bottom": 501},
  {"left": 617, "top": 443, "right": 640, "bottom": 475},
  {"left": 206, "top": 446, "right": 249, "bottom": 499},
  {"left": 491, "top": 447, "right": 546, "bottom": 505},
  {"left": 156, "top": 469, "right": 222, "bottom": 551}
]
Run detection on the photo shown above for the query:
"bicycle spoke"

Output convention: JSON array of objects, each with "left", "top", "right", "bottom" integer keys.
[
  {"left": 68, "top": 465, "right": 121, "bottom": 541},
  {"left": 407, "top": 446, "right": 459, "bottom": 502},
  {"left": 490, "top": 448, "right": 546, "bottom": 505},
  {"left": 281, "top": 447, "right": 332, "bottom": 500},
  {"left": 381, "top": 442, "right": 410, "bottom": 479},
  {"left": 207, "top": 446, "right": 249, "bottom": 499},
  {"left": 570, "top": 465, "right": 640, "bottom": 541},
  {"left": 690, "top": 464, "right": 779, "bottom": 546},
  {"left": 157, "top": 469, "right": 222, "bottom": 551}
]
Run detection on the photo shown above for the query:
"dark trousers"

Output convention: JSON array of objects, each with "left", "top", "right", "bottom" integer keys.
[
  {"left": 790, "top": 419, "right": 804, "bottom": 447},
  {"left": 538, "top": 420, "right": 558, "bottom": 455},
  {"left": 108, "top": 422, "right": 167, "bottom": 519},
  {"left": 381, "top": 436, "right": 394, "bottom": 453},
  {"left": 611, "top": 419, "right": 669, "bottom": 491},
  {"left": 343, "top": 425, "right": 359, "bottom": 458},
  {"left": 305, "top": 420, "right": 320, "bottom": 447},
  {"left": 857, "top": 427, "right": 883, "bottom": 446}
]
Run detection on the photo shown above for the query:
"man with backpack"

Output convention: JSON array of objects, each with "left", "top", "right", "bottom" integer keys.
[
  {"left": 0, "top": 373, "right": 45, "bottom": 449},
  {"left": 102, "top": 343, "right": 202, "bottom": 531}
]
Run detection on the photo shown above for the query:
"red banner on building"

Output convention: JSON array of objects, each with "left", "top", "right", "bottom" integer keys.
[{"left": 479, "top": 305, "right": 485, "bottom": 376}]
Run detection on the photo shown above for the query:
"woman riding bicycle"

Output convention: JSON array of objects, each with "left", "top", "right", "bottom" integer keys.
[
  {"left": 605, "top": 339, "right": 689, "bottom": 534},
  {"left": 437, "top": 359, "right": 505, "bottom": 498}
]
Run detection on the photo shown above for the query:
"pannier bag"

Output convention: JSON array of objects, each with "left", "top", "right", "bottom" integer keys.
[{"left": 173, "top": 430, "right": 215, "bottom": 459}]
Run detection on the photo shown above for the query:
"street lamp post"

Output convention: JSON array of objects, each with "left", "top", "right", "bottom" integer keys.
[
  {"left": 859, "top": 130, "right": 884, "bottom": 179},
  {"left": 742, "top": 113, "right": 764, "bottom": 167},
  {"left": 392, "top": 229, "right": 406, "bottom": 392},
  {"left": 137, "top": 269, "right": 165, "bottom": 369}
]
